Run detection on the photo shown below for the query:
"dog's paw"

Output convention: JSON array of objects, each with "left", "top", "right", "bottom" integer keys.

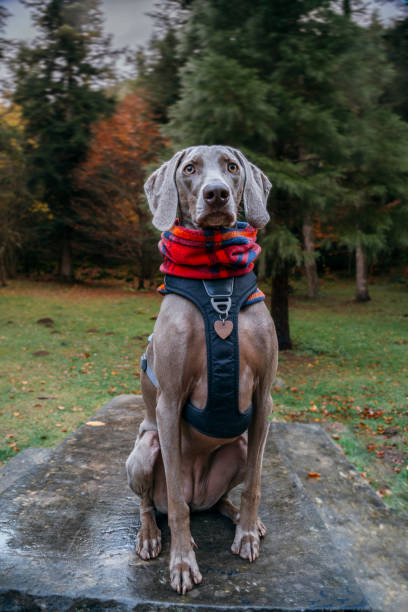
[
  {"left": 231, "top": 521, "right": 265, "bottom": 562},
  {"left": 256, "top": 517, "right": 267, "bottom": 538},
  {"left": 136, "top": 523, "right": 162, "bottom": 560},
  {"left": 170, "top": 548, "right": 202, "bottom": 594}
]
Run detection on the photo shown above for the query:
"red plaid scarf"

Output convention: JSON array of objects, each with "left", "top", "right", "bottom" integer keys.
[
  {"left": 159, "top": 221, "right": 261, "bottom": 278},
  {"left": 157, "top": 221, "right": 265, "bottom": 305}
]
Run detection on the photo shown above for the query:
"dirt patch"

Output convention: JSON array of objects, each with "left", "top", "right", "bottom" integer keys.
[
  {"left": 37, "top": 318, "right": 54, "bottom": 327},
  {"left": 376, "top": 444, "right": 406, "bottom": 467}
]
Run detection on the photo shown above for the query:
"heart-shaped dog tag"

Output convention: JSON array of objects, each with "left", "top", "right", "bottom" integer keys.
[{"left": 214, "top": 319, "right": 233, "bottom": 339}]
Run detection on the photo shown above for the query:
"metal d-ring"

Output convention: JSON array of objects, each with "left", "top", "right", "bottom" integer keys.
[{"left": 210, "top": 297, "right": 232, "bottom": 319}]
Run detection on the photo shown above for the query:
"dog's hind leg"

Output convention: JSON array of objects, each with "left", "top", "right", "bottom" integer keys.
[
  {"left": 126, "top": 430, "right": 162, "bottom": 559},
  {"left": 217, "top": 496, "right": 267, "bottom": 537}
]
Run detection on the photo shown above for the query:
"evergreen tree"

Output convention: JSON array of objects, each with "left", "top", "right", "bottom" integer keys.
[
  {"left": 335, "top": 17, "right": 408, "bottom": 301},
  {"left": 384, "top": 15, "right": 408, "bottom": 122},
  {"left": 167, "top": 0, "right": 408, "bottom": 339},
  {"left": 12, "top": 0, "right": 116, "bottom": 280},
  {"left": 0, "top": 4, "right": 9, "bottom": 62},
  {"left": 133, "top": 1, "right": 185, "bottom": 123},
  {"left": 167, "top": 0, "right": 354, "bottom": 348},
  {"left": 146, "top": 0, "right": 408, "bottom": 343}
]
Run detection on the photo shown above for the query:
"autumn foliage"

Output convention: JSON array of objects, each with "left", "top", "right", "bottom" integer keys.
[{"left": 75, "top": 93, "right": 165, "bottom": 285}]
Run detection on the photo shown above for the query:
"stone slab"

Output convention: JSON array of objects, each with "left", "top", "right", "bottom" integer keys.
[
  {"left": 0, "top": 447, "right": 53, "bottom": 495},
  {"left": 272, "top": 422, "right": 408, "bottom": 612},
  {"left": 0, "top": 395, "right": 369, "bottom": 611}
]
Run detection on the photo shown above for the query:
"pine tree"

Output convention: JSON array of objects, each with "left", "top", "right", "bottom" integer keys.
[
  {"left": 166, "top": 0, "right": 353, "bottom": 348},
  {"left": 150, "top": 0, "right": 408, "bottom": 343},
  {"left": 334, "top": 17, "right": 408, "bottom": 301},
  {"left": 384, "top": 16, "right": 408, "bottom": 122},
  {"left": 132, "top": 1, "right": 185, "bottom": 123},
  {"left": 12, "top": 0, "right": 116, "bottom": 280}
]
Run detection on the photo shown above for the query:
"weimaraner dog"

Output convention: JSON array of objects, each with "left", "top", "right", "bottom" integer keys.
[{"left": 126, "top": 145, "right": 278, "bottom": 594}]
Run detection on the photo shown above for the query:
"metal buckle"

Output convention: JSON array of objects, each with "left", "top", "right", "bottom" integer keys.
[{"left": 211, "top": 297, "right": 232, "bottom": 319}]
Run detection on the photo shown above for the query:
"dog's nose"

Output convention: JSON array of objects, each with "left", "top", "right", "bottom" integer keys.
[{"left": 203, "top": 183, "right": 230, "bottom": 207}]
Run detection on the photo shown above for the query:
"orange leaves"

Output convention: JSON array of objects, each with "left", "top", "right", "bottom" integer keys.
[
  {"left": 78, "top": 93, "right": 164, "bottom": 183},
  {"left": 74, "top": 93, "right": 164, "bottom": 263}
]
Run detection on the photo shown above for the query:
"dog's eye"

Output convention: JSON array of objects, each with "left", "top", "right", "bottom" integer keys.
[
  {"left": 227, "top": 162, "right": 238, "bottom": 174},
  {"left": 183, "top": 164, "right": 195, "bottom": 175}
]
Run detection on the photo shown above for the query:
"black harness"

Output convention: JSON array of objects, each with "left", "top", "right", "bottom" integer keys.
[{"left": 141, "top": 271, "right": 259, "bottom": 438}]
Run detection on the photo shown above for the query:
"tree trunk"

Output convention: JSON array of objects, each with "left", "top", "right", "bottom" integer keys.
[
  {"left": 343, "top": 0, "right": 351, "bottom": 18},
  {"left": 271, "top": 264, "right": 292, "bottom": 350},
  {"left": 355, "top": 243, "right": 370, "bottom": 302},
  {"left": 0, "top": 246, "right": 7, "bottom": 287},
  {"left": 60, "top": 230, "right": 74, "bottom": 282},
  {"left": 302, "top": 215, "right": 319, "bottom": 298},
  {"left": 257, "top": 248, "right": 266, "bottom": 282}
]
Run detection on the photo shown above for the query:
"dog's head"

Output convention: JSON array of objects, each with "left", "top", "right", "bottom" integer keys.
[{"left": 144, "top": 145, "right": 271, "bottom": 231}]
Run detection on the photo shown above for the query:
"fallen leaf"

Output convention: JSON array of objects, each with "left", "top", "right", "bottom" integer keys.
[
  {"left": 86, "top": 421, "right": 106, "bottom": 427},
  {"left": 383, "top": 427, "right": 399, "bottom": 437},
  {"left": 376, "top": 487, "right": 392, "bottom": 498}
]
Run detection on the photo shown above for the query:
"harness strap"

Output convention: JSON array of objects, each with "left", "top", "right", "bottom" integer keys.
[
  {"left": 140, "top": 353, "right": 158, "bottom": 388},
  {"left": 141, "top": 272, "right": 259, "bottom": 438}
]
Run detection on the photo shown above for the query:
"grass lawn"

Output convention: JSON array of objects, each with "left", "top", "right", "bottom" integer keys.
[{"left": 1, "top": 277, "right": 407, "bottom": 514}]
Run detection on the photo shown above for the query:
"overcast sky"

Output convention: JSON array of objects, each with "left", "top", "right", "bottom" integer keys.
[
  {"left": 2, "top": 0, "right": 154, "bottom": 53},
  {"left": 2, "top": 0, "right": 406, "bottom": 58}
]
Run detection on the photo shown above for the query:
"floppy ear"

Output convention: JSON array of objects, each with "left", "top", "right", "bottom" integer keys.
[
  {"left": 144, "top": 149, "right": 187, "bottom": 231},
  {"left": 230, "top": 148, "right": 271, "bottom": 228}
]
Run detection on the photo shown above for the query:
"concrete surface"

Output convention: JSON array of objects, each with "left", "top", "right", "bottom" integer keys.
[{"left": 0, "top": 394, "right": 403, "bottom": 611}]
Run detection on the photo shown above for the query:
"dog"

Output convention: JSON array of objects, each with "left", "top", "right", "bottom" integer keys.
[{"left": 126, "top": 145, "right": 278, "bottom": 594}]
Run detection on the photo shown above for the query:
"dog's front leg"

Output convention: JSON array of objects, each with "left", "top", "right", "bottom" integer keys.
[
  {"left": 156, "top": 393, "right": 202, "bottom": 594},
  {"left": 231, "top": 390, "right": 272, "bottom": 562}
]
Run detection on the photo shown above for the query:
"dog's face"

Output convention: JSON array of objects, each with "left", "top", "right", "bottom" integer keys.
[
  {"left": 175, "top": 146, "right": 244, "bottom": 229},
  {"left": 144, "top": 145, "right": 272, "bottom": 231}
]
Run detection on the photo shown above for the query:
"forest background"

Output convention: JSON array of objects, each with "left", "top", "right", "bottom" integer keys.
[
  {"left": 1, "top": 0, "right": 408, "bottom": 348},
  {"left": 1, "top": 0, "right": 408, "bottom": 510}
]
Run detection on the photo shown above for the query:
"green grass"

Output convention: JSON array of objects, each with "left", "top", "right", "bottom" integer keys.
[
  {"left": 271, "top": 277, "right": 408, "bottom": 514},
  {"left": 0, "top": 277, "right": 407, "bottom": 514},
  {"left": 0, "top": 280, "right": 158, "bottom": 462}
]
